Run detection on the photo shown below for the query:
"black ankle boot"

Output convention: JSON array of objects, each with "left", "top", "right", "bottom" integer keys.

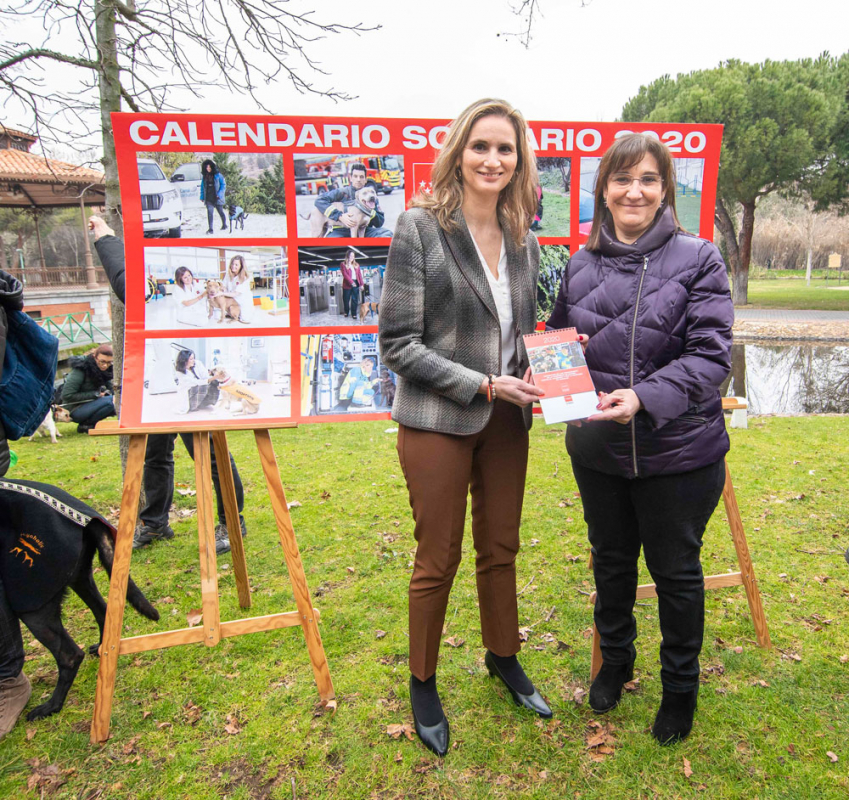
[
  {"left": 484, "top": 651, "right": 552, "bottom": 718},
  {"left": 409, "top": 675, "right": 449, "bottom": 757},
  {"left": 651, "top": 687, "right": 698, "bottom": 745},
  {"left": 589, "top": 661, "right": 634, "bottom": 713}
]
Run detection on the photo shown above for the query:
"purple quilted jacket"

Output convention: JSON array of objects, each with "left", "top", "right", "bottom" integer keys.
[{"left": 547, "top": 206, "right": 733, "bottom": 478}]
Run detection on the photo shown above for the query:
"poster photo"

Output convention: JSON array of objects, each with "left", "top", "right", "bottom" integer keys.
[
  {"left": 141, "top": 335, "right": 291, "bottom": 424},
  {"left": 297, "top": 245, "right": 388, "bottom": 328},
  {"left": 144, "top": 246, "right": 289, "bottom": 329},
  {"left": 113, "top": 114, "right": 722, "bottom": 428},
  {"left": 294, "top": 154, "right": 403, "bottom": 238},
  {"left": 300, "top": 333, "right": 396, "bottom": 417},
  {"left": 137, "top": 152, "right": 285, "bottom": 239}
]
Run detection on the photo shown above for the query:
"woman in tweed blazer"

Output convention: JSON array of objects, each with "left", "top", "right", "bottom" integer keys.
[{"left": 379, "top": 98, "right": 548, "bottom": 757}]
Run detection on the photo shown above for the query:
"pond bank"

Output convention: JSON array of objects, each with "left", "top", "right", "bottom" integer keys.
[{"left": 733, "top": 319, "right": 849, "bottom": 342}]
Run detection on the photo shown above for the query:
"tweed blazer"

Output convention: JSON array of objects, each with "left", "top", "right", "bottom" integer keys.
[{"left": 379, "top": 207, "right": 540, "bottom": 435}]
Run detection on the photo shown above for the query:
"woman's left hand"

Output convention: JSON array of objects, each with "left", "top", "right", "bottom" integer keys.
[{"left": 586, "top": 389, "right": 642, "bottom": 425}]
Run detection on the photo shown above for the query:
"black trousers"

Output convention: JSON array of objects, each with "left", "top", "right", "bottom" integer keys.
[
  {"left": 572, "top": 458, "right": 726, "bottom": 691},
  {"left": 140, "top": 433, "right": 245, "bottom": 529},
  {"left": 0, "top": 578, "right": 23, "bottom": 680}
]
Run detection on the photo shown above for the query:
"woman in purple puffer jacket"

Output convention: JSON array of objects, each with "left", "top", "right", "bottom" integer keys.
[{"left": 547, "top": 133, "right": 733, "bottom": 745}]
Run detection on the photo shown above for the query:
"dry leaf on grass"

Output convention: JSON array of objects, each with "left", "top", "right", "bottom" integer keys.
[
  {"left": 683, "top": 757, "right": 694, "bottom": 778},
  {"left": 122, "top": 735, "right": 141, "bottom": 755},
  {"left": 444, "top": 636, "right": 465, "bottom": 648},
  {"left": 827, "top": 751, "right": 838, "bottom": 763},
  {"left": 386, "top": 723, "right": 414, "bottom": 741},
  {"left": 572, "top": 687, "right": 587, "bottom": 705},
  {"left": 223, "top": 714, "right": 242, "bottom": 735},
  {"left": 518, "top": 626, "right": 531, "bottom": 642},
  {"left": 183, "top": 701, "right": 202, "bottom": 725},
  {"left": 176, "top": 488, "right": 196, "bottom": 496},
  {"left": 324, "top": 699, "right": 338, "bottom": 715},
  {"left": 623, "top": 679, "right": 640, "bottom": 692},
  {"left": 375, "top": 630, "right": 387, "bottom": 639},
  {"left": 25, "top": 727, "right": 36, "bottom": 741},
  {"left": 287, "top": 500, "right": 302, "bottom": 510},
  {"left": 321, "top": 490, "right": 331, "bottom": 500},
  {"left": 186, "top": 609, "right": 203, "bottom": 627}
]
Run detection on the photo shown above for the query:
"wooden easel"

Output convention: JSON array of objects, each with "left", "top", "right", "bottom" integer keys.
[
  {"left": 589, "top": 398, "right": 771, "bottom": 679},
  {"left": 87, "top": 420, "right": 335, "bottom": 743}
]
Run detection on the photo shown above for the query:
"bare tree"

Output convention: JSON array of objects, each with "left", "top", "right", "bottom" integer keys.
[
  {"left": 500, "top": 1, "right": 593, "bottom": 47},
  {"left": 0, "top": 0, "right": 376, "bottom": 447}
]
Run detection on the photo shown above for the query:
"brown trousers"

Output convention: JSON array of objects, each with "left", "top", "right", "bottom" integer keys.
[{"left": 397, "top": 400, "right": 529, "bottom": 681}]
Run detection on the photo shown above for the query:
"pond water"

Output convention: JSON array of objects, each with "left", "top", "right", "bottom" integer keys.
[{"left": 723, "top": 343, "right": 849, "bottom": 415}]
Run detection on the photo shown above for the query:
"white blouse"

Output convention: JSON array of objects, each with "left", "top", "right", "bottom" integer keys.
[{"left": 470, "top": 233, "right": 516, "bottom": 376}]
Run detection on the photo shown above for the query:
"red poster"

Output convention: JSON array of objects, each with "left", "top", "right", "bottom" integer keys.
[{"left": 111, "top": 113, "right": 722, "bottom": 428}]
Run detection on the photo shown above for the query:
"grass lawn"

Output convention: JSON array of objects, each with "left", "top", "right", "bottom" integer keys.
[
  {"left": 743, "top": 279, "right": 849, "bottom": 312},
  {"left": 538, "top": 192, "right": 569, "bottom": 237},
  {"left": 2, "top": 416, "right": 848, "bottom": 798}
]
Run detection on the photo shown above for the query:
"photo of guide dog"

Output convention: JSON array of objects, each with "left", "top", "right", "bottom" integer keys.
[
  {"left": 144, "top": 246, "right": 289, "bottom": 329},
  {"left": 296, "top": 245, "right": 388, "bottom": 328},
  {"left": 141, "top": 336, "right": 291, "bottom": 424},
  {"left": 137, "top": 152, "right": 285, "bottom": 239},
  {"left": 527, "top": 338, "right": 586, "bottom": 375},
  {"left": 300, "top": 333, "right": 396, "bottom": 416},
  {"left": 293, "top": 154, "right": 403, "bottom": 238}
]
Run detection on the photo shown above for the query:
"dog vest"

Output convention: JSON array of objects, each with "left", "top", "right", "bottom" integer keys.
[
  {"left": 218, "top": 380, "right": 262, "bottom": 407},
  {"left": 0, "top": 479, "right": 116, "bottom": 613}
]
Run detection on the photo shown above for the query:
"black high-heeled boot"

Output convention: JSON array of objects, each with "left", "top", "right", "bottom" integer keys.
[
  {"left": 484, "top": 651, "right": 552, "bottom": 718},
  {"left": 409, "top": 675, "right": 449, "bottom": 757},
  {"left": 589, "top": 661, "right": 634, "bottom": 713},
  {"left": 651, "top": 686, "right": 698, "bottom": 745}
]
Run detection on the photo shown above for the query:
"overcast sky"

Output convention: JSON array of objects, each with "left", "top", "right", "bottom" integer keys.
[{"left": 5, "top": 0, "right": 848, "bottom": 148}]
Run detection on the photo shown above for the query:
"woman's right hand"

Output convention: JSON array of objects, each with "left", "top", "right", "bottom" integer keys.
[{"left": 479, "top": 373, "right": 545, "bottom": 408}]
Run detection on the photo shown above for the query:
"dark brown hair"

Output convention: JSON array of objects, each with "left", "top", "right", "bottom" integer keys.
[
  {"left": 410, "top": 98, "right": 538, "bottom": 247},
  {"left": 586, "top": 133, "right": 682, "bottom": 251}
]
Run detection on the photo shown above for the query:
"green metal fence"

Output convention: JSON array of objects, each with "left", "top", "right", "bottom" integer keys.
[{"left": 38, "top": 313, "right": 110, "bottom": 346}]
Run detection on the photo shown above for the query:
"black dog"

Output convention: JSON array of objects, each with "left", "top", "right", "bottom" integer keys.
[
  {"left": 228, "top": 204, "right": 248, "bottom": 233},
  {"left": 0, "top": 479, "right": 159, "bottom": 721}
]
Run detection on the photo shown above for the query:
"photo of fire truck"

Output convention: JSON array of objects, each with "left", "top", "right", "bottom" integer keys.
[{"left": 294, "top": 155, "right": 404, "bottom": 195}]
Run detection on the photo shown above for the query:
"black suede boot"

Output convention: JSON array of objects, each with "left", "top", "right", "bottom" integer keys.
[
  {"left": 589, "top": 661, "right": 634, "bottom": 713},
  {"left": 651, "top": 687, "right": 698, "bottom": 745}
]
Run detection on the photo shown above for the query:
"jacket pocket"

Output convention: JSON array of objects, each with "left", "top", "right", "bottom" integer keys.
[{"left": 678, "top": 414, "right": 708, "bottom": 424}]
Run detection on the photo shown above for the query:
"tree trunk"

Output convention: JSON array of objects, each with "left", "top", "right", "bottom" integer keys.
[
  {"left": 715, "top": 198, "right": 745, "bottom": 304},
  {"left": 736, "top": 200, "right": 756, "bottom": 305},
  {"left": 805, "top": 247, "right": 813, "bottom": 286},
  {"left": 95, "top": 0, "right": 132, "bottom": 475}
]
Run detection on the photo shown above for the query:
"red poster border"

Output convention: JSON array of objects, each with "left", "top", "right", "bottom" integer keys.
[{"left": 112, "top": 113, "right": 722, "bottom": 429}]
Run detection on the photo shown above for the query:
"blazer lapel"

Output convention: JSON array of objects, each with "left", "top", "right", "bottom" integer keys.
[{"left": 443, "top": 209, "right": 498, "bottom": 323}]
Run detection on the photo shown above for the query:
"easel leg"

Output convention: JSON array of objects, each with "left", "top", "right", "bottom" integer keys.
[
  {"left": 90, "top": 434, "right": 147, "bottom": 743},
  {"left": 722, "top": 461, "right": 771, "bottom": 648},
  {"left": 195, "top": 433, "right": 221, "bottom": 646},
  {"left": 211, "top": 430, "right": 251, "bottom": 608},
  {"left": 254, "top": 429, "right": 335, "bottom": 703}
]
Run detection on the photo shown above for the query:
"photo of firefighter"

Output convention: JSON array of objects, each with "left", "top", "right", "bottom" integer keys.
[
  {"left": 300, "top": 333, "right": 396, "bottom": 416},
  {"left": 527, "top": 339, "right": 587, "bottom": 375},
  {"left": 296, "top": 245, "right": 387, "bottom": 327},
  {"left": 136, "top": 151, "right": 285, "bottom": 239},
  {"left": 294, "top": 154, "right": 403, "bottom": 238},
  {"left": 144, "top": 246, "right": 289, "bottom": 329},
  {"left": 141, "top": 336, "right": 292, "bottom": 424}
]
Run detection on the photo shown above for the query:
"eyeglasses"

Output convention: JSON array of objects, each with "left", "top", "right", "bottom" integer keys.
[
  {"left": 609, "top": 174, "right": 663, "bottom": 188},
  {"left": 95, "top": 358, "right": 113, "bottom": 367}
]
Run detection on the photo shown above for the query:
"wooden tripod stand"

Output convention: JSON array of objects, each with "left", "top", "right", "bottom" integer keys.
[
  {"left": 88, "top": 421, "right": 335, "bottom": 743},
  {"left": 589, "top": 399, "right": 771, "bottom": 679}
]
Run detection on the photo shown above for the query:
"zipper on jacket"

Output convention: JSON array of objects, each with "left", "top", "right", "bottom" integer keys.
[{"left": 629, "top": 256, "right": 649, "bottom": 477}]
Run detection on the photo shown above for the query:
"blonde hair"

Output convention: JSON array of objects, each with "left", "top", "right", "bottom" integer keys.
[
  {"left": 410, "top": 98, "right": 538, "bottom": 247},
  {"left": 226, "top": 255, "right": 250, "bottom": 285}
]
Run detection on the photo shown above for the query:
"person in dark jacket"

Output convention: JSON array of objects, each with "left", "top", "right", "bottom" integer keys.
[
  {"left": 200, "top": 159, "right": 227, "bottom": 235},
  {"left": 314, "top": 162, "right": 392, "bottom": 237},
  {"left": 88, "top": 216, "right": 247, "bottom": 555},
  {"left": 546, "top": 133, "right": 733, "bottom": 745},
  {"left": 62, "top": 345, "right": 116, "bottom": 433}
]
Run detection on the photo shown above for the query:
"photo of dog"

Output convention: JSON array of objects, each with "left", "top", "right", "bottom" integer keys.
[
  {"left": 304, "top": 185, "right": 379, "bottom": 237},
  {"left": 205, "top": 280, "right": 248, "bottom": 324},
  {"left": 378, "top": 365, "right": 396, "bottom": 408},
  {"left": 209, "top": 367, "right": 262, "bottom": 415},
  {"left": 0, "top": 479, "right": 159, "bottom": 721},
  {"left": 228, "top": 204, "right": 248, "bottom": 232},
  {"left": 27, "top": 405, "right": 71, "bottom": 444},
  {"left": 358, "top": 300, "right": 379, "bottom": 324}
]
